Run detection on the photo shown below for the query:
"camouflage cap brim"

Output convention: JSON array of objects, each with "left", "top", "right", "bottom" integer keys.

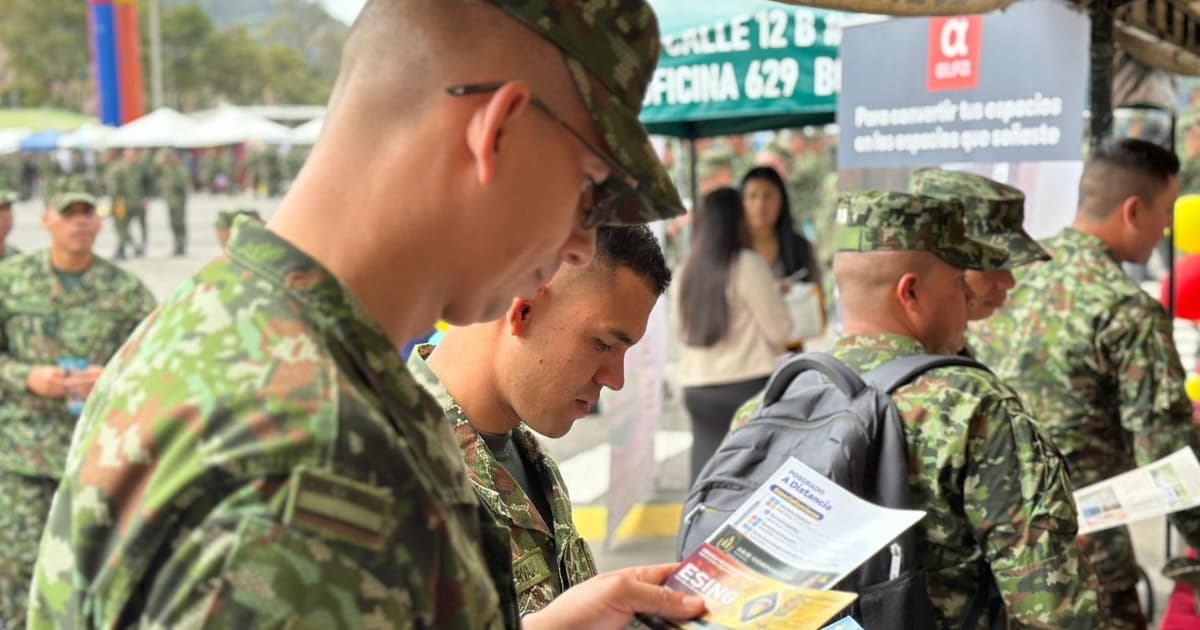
[
  {"left": 835, "top": 227, "right": 1008, "bottom": 271},
  {"left": 53, "top": 192, "right": 96, "bottom": 212},
  {"left": 565, "top": 59, "right": 683, "bottom": 225},
  {"left": 986, "top": 229, "right": 1052, "bottom": 268},
  {"left": 937, "top": 235, "right": 1009, "bottom": 271}
]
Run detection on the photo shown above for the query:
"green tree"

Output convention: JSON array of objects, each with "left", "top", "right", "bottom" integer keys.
[
  {"left": 259, "top": 45, "right": 329, "bottom": 105},
  {"left": 0, "top": 0, "right": 91, "bottom": 109},
  {"left": 160, "top": 3, "right": 216, "bottom": 110},
  {"left": 199, "top": 26, "right": 268, "bottom": 104}
]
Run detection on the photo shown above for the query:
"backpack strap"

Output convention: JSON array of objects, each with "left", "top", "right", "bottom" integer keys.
[
  {"left": 861, "top": 354, "right": 991, "bottom": 394},
  {"left": 962, "top": 566, "right": 1004, "bottom": 629},
  {"left": 762, "top": 352, "right": 866, "bottom": 406}
]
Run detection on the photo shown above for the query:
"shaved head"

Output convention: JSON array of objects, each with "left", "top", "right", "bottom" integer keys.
[
  {"left": 834, "top": 251, "right": 934, "bottom": 317},
  {"left": 331, "top": 0, "right": 578, "bottom": 138},
  {"left": 834, "top": 250, "right": 970, "bottom": 354},
  {"left": 274, "top": 0, "right": 606, "bottom": 348},
  {"left": 1077, "top": 137, "right": 1179, "bottom": 222}
]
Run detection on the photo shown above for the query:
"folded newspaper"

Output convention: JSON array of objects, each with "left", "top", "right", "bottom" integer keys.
[
  {"left": 1075, "top": 447, "right": 1200, "bottom": 535},
  {"left": 636, "top": 457, "right": 925, "bottom": 629}
]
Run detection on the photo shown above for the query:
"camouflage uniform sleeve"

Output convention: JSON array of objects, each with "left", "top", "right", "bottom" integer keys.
[
  {"left": 0, "top": 282, "right": 34, "bottom": 391},
  {"left": 965, "top": 393, "right": 1104, "bottom": 629},
  {"left": 1102, "top": 298, "right": 1200, "bottom": 546},
  {"left": 133, "top": 517, "right": 420, "bottom": 628}
]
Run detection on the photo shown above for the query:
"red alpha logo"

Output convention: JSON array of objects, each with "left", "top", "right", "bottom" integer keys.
[{"left": 927, "top": 16, "right": 982, "bottom": 92}]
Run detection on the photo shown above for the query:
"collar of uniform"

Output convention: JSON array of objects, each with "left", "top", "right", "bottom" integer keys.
[
  {"left": 40, "top": 249, "right": 96, "bottom": 297},
  {"left": 405, "top": 344, "right": 552, "bottom": 535},
  {"left": 1056, "top": 227, "right": 1122, "bottom": 266},
  {"left": 407, "top": 344, "right": 459, "bottom": 414},
  {"left": 224, "top": 219, "right": 350, "bottom": 316},
  {"left": 511, "top": 426, "right": 582, "bottom": 548},
  {"left": 833, "top": 332, "right": 927, "bottom": 356}
]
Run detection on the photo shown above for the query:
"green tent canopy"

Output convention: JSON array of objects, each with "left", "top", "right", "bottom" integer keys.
[
  {"left": 0, "top": 108, "right": 93, "bottom": 132},
  {"left": 641, "top": 0, "right": 844, "bottom": 138}
]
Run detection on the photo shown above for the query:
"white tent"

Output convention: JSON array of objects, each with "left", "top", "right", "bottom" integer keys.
[
  {"left": 108, "top": 108, "right": 199, "bottom": 149},
  {"left": 0, "top": 129, "right": 31, "bottom": 155},
  {"left": 291, "top": 116, "right": 324, "bottom": 145},
  {"left": 60, "top": 122, "right": 117, "bottom": 150},
  {"left": 177, "top": 106, "right": 293, "bottom": 148}
]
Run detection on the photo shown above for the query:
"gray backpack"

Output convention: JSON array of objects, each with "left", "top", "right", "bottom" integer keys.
[{"left": 676, "top": 352, "right": 1003, "bottom": 629}]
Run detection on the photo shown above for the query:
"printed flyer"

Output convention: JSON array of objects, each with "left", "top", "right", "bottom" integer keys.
[{"left": 637, "top": 457, "right": 925, "bottom": 629}]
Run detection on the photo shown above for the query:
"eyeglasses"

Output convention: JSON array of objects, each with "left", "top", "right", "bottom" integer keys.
[{"left": 446, "top": 82, "right": 638, "bottom": 229}]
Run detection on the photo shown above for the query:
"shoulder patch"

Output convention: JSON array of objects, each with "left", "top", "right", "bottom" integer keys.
[{"left": 283, "top": 467, "right": 394, "bottom": 551}]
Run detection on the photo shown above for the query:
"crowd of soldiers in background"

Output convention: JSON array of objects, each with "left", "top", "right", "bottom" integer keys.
[
  {"left": 0, "top": 146, "right": 310, "bottom": 202},
  {"left": 0, "top": 145, "right": 308, "bottom": 257},
  {"left": 0, "top": 143, "right": 309, "bottom": 256}
]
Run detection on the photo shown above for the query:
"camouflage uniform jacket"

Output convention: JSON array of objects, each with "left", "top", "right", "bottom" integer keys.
[
  {"left": 729, "top": 333, "right": 1103, "bottom": 629},
  {"left": 159, "top": 162, "right": 189, "bottom": 207},
  {"left": 408, "top": 346, "right": 597, "bottom": 615},
  {"left": 28, "top": 220, "right": 520, "bottom": 629},
  {"left": 0, "top": 250, "right": 154, "bottom": 478},
  {"left": 104, "top": 161, "right": 145, "bottom": 205},
  {"left": 970, "top": 227, "right": 1200, "bottom": 543}
]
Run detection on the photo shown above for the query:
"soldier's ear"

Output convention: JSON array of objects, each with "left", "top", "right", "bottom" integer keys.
[
  {"left": 895, "top": 273, "right": 920, "bottom": 311},
  {"left": 1118, "top": 195, "right": 1141, "bottom": 227},
  {"left": 465, "top": 82, "right": 532, "bottom": 187},
  {"left": 506, "top": 298, "right": 534, "bottom": 337}
]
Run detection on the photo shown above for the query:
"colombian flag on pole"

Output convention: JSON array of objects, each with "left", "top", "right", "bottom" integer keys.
[{"left": 88, "top": 0, "right": 145, "bottom": 126}]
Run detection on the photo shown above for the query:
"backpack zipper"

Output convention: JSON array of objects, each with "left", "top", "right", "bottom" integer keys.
[
  {"left": 682, "top": 502, "right": 706, "bottom": 526},
  {"left": 889, "top": 542, "right": 902, "bottom": 580}
]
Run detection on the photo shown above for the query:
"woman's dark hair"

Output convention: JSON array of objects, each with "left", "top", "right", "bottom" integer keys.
[
  {"left": 740, "top": 166, "right": 818, "bottom": 281},
  {"left": 678, "top": 187, "right": 747, "bottom": 347}
]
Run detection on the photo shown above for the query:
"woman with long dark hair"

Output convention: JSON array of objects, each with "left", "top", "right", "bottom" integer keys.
[
  {"left": 673, "top": 187, "right": 792, "bottom": 484},
  {"left": 740, "top": 166, "right": 821, "bottom": 285}
]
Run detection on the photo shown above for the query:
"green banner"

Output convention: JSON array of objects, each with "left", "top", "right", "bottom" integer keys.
[{"left": 642, "top": 1, "right": 845, "bottom": 138}]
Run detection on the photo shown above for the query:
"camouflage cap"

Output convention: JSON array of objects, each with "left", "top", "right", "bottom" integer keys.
[
  {"left": 909, "top": 168, "right": 1050, "bottom": 268},
  {"left": 483, "top": 0, "right": 681, "bottom": 225},
  {"left": 215, "top": 209, "right": 263, "bottom": 231},
  {"left": 0, "top": 190, "right": 16, "bottom": 207},
  {"left": 52, "top": 192, "right": 96, "bottom": 212},
  {"left": 834, "top": 191, "right": 1008, "bottom": 271},
  {"left": 698, "top": 147, "right": 736, "bottom": 179}
]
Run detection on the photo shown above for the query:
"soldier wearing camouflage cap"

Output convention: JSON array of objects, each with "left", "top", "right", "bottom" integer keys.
[
  {"left": 909, "top": 169, "right": 1049, "bottom": 352},
  {"left": 0, "top": 190, "right": 18, "bottom": 260},
  {"left": 833, "top": 190, "right": 1009, "bottom": 272},
  {"left": 157, "top": 148, "right": 191, "bottom": 257},
  {"left": 29, "top": 1, "right": 705, "bottom": 628},
  {"left": 104, "top": 149, "right": 149, "bottom": 260},
  {"left": 0, "top": 192, "right": 154, "bottom": 627},
  {"left": 729, "top": 191, "right": 1104, "bottom": 627},
  {"left": 973, "top": 137, "right": 1193, "bottom": 629}
]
